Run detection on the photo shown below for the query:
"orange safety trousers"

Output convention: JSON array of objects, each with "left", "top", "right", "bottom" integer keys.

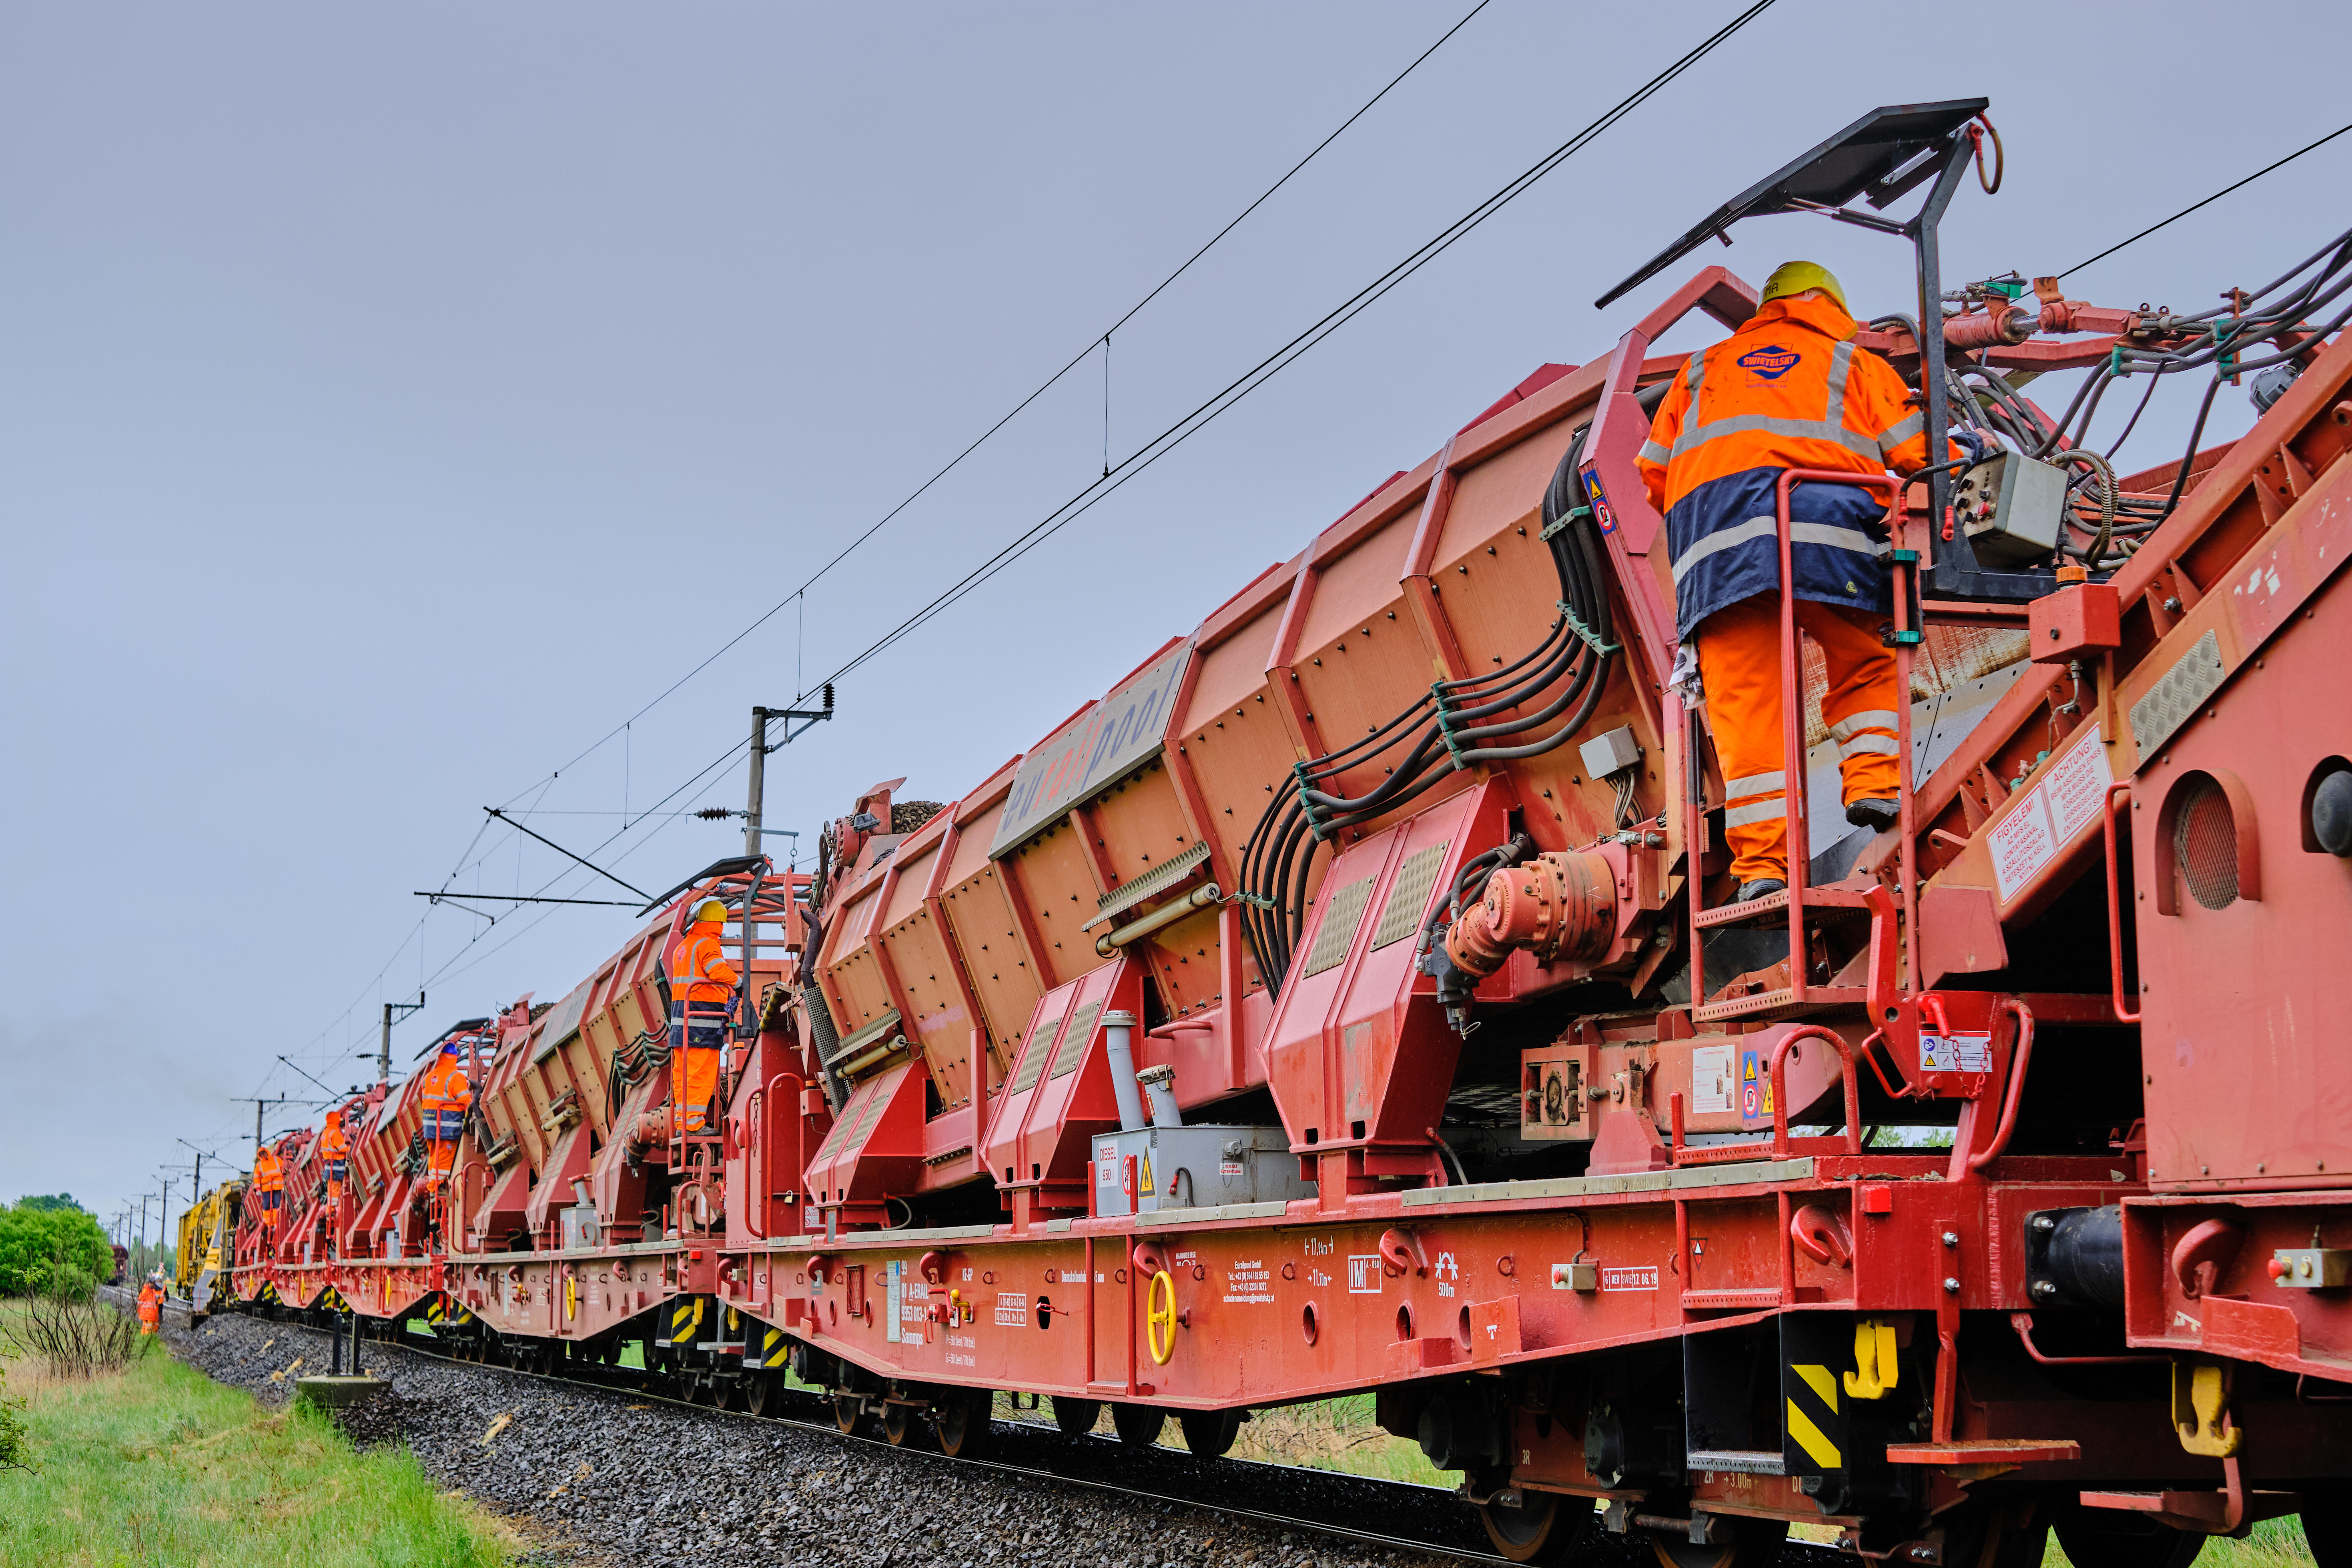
[
  {"left": 674, "top": 1048, "right": 720, "bottom": 1137},
  {"left": 1696, "top": 592, "right": 1901, "bottom": 884}
]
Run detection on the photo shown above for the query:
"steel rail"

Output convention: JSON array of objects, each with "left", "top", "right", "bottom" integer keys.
[{"left": 227, "top": 1309, "right": 1519, "bottom": 1565}]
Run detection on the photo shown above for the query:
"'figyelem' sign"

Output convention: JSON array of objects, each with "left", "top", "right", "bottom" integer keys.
[{"left": 989, "top": 639, "right": 1191, "bottom": 858}]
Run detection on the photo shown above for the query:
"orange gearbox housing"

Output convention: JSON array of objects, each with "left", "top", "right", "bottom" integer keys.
[{"left": 1444, "top": 848, "right": 1620, "bottom": 979}]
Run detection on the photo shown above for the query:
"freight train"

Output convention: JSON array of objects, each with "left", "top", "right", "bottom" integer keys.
[{"left": 194, "top": 102, "right": 2352, "bottom": 1567}]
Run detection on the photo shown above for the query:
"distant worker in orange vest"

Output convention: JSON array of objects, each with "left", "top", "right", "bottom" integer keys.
[
  {"left": 252, "top": 1141, "right": 284, "bottom": 1240},
  {"left": 138, "top": 1271, "right": 164, "bottom": 1333},
  {"left": 1638, "top": 261, "right": 1965, "bottom": 901},
  {"left": 417, "top": 1040, "right": 475, "bottom": 1193},
  {"left": 667, "top": 895, "right": 740, "bottom": 1137},
  {"left": 317, "top": 1107, "right": 350, "bottom": 1223}
]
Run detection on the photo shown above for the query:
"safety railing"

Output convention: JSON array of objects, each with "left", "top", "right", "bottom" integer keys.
[{"left": 1682, "top": 469, "right": 1921, "bottom": 1022}]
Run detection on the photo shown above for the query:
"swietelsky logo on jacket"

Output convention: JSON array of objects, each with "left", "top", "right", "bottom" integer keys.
[{"left": 1735, "top": 343, "right": 1801, "bottom": 379}]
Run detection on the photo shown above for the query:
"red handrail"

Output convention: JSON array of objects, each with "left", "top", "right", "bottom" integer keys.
[
  {"left": 2103, "top": 782, "right": 2141, "bottom": 1023},
  {"left": 1966, "top": 997, "right": 2037, "bottom": 1172},
  {"left": 1768, "top": 1025, "right": 1863, "bottom": 1158}
]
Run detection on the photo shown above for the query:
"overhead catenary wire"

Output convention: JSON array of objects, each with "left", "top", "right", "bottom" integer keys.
[
  {"left": 2058, "top": 119, "right": 2352, "bottom": 279},
  {"left": 480, "top": 0, "right": 1502, "bottom": 801},
  {"left": 232, "top": 4, "right": 1507, "bottom": 1109},
  {"left": 811, "top": 0, "right": 1784, "bottom": 692},
  {"left": 249, "top": 0, "right": 1783, "bottom": 1106}
]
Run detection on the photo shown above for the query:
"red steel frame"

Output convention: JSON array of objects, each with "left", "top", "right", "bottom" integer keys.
[{"left": 213, "top": 254, "right": 2352, "bottom": 1558}]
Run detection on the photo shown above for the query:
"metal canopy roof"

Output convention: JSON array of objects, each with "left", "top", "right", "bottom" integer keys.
[{"left": 1594, "top": 98, "right": 1988, "bottom": 309}]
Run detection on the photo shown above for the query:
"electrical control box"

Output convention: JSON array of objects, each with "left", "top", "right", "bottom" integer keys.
[
  {"left": 1091, "top": 1125, "right": 1312, "bottom": 1216},
  {"left": 1578, "top": 724, "right": 1642, "bottom": 780},
  {"left": 1953, "top": 450, "right": 2068, "bottom": 566}
]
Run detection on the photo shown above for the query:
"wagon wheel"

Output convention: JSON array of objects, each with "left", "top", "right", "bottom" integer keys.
[
  {"left": 2053, "top": 1499, "right": 2206, "bottom": 1568},
  {"left": 881, "top": 1401, "right": 932, "bottom": 1448},
  {"left": 1937, "top": 1496, "right": 2051, "bottom": 1568},
  {"left": 1480, "top": 1491, "right": 1590, "bottom": 1566},
  {"left": 1650, "top": 1517, "right": 1788, "bottom": 1568},
  {"left": 710, "top": 1375, "right": 745, "bottom": 1412},
  {"left": 742, "top": 1369, "right": 779, "bottom": 1418},
  {"left": 1177, "top": 1409, "right": 1242, "bottom": 1460},
  {"left": 833, "top": 1394, "right": 866, "bottom": 1435},
  {"left": 935, "top": 1388, "right": 995, "bottom": 1460},
  {"left": 1110, "top": 1402, "right": 1166, "bottom": 1446},
  {"left": 1051, "top": 1396, "right": 1101, "bottom": 1436}
]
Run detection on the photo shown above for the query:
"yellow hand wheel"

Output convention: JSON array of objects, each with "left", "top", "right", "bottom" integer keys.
[{"left": 1145, "top": 1269, "right": 1179, "bottom": 1366}]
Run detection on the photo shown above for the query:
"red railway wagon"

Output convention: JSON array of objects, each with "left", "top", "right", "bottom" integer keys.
[{"left": 224, "top": 102, "right": 2352, "bottom": 1566}]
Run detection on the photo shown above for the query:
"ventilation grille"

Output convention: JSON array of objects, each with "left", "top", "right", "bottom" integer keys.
[
  {"left": 1009, "top": 1015, "right": 1064, "bottom": 1097},
  {"left": 1371, "top": 841, "right": 1451, "bottom": 951},
  {"left": 1084, "top": 841, "right": 1212, "bottom": 930},
  {"left": 1301, "top": 878, "right": 1375, "bottom": 978},
  {"left": 2131, "top": 630, "right": 2226, "bottom": 760},
  {"left": 1049, "top": 1001, "right": 1103, "bottom": 1079},
  {"left": 2174, "top": 775, "right": 2239, "bottom": 910}
]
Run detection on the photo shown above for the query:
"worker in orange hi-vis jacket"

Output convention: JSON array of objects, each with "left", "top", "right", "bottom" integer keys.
[
  {"left": 667, "top": 895, "right": 740, "bottom": 1137},
  {"left": 252, "top": 1141, "right": 284, "bottom": 1238},
  {"left": 1636, "top": 261, "right": 1966, "bottom": 901},
  {"left": 416, "top": 1041, "right": 475, "bottom": 1193},
  {"left": 138, "top": 1271, "right": 164, "bottom": 1333},
  {"left": 317, "top": 1107, "right": 350, "bottom": 1215}
]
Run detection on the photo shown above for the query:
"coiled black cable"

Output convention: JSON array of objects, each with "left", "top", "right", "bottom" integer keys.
[{"left": 1239, "top": 423, "right": 1618, "bottom": 997}]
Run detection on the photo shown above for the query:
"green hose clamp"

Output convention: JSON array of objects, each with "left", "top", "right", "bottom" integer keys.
[
  {"left": 1556, "top": 601, "right": 1622, "bottom": 656},
  {"left": 1540, "top": 504, "right": 1591, "bottom": 541}
]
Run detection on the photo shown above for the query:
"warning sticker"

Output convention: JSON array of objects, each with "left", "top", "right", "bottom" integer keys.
[
  {"left": 1692, "top": 1045, "right": 1734, "bottom": 1115},
  {"left": 1989, "top": 726, "right": 2114, "bottom": 906},
  {"left": 1600, "top": 1266, "right": 1660, "bottom": 1293},
  {"left": 1919, "top": 1032, "right": 1993, "bottom": 1073}
]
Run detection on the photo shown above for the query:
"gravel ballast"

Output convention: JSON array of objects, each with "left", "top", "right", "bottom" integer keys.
[
  {"left": 168, "top": 1308, "right": 1850, "bottom": 1566},
  {"left": 168, "top": 1309, "right": 1486, "bottom": 1567}
]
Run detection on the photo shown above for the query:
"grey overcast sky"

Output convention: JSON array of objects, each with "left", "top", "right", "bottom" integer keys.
[{"left": 6, "top": 1, "right": 2346, "bottom": 1230}]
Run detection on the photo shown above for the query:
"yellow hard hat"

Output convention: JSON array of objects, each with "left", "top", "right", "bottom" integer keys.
[
  {"left": 690, "top": 896, "right": 728, "bottom": 924},
  {"left": 1760, "top": 261, "right": 1849, "bottom": 314}
]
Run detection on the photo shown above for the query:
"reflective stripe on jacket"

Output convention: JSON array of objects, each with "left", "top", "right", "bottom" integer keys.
[
  {"left": 1636, "top": 293, "right": 1947, "bottom": 637},
  {"left": 669, "top": 924, "right": 740, "bottom": 1005},
  {"left": 417, "top": 1053, "right": 473, "bottom": 1115}
]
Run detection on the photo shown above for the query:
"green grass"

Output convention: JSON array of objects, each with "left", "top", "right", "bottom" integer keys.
[
  {"left": 2040, "top": 1516, "right": 2316, "bottom": 1568},
  {"left": 987, "top": 1388, "right": 1453, "bottom": 1485},
  {"left": 0, "top": 1310, "right": 513, "bottom": 1568}
]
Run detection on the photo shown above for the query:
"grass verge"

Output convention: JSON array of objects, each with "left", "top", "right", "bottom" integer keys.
[{"left": 0, "top": 1307, "right": 513, "bottom": 1568}]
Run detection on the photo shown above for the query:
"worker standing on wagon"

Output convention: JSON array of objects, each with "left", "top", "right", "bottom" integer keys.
[
  {"left": 252, "top": 1140, "right": 284, "bottom": 1245},
  {"left": 666, "top": 895, "right": 740, "bottom": 1138},
  {"left": 317, "top": 1107, "right": 349, "bottom": 1235},
  {"left": 1637, "top": 262, "right": 1959, "bottom": 900},
  {"left": 416, "top": 1039, "right": 474, "bottom": 1193}
]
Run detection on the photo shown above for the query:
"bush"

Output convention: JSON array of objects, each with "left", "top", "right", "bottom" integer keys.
[
  {"left": 0, "top": 1365, "right": 28, "bottom": 1473},
  {"left": 0, "top": 1246, "right": 144, "bottom": 1379},
  {"left": 0, "top": 1203, "right": 112, "bottom": 1297}
]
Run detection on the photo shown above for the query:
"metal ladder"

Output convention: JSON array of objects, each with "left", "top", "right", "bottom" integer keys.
[{"left": 1680, "top": 469, "right": 1922, "bottom": 1026}]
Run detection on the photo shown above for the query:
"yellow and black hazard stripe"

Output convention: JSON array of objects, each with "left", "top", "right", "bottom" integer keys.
[
  {"left": 1784, "top": 1359, "right": 1845, "bottom": 1474},
  {"left": 658, "top": 1295, "right": 705, "bottom": 1348},
  {"left": 757, "top": 1325, "right": 789, "bottom": 1368},
  {"left": 425, "top": 1296, "right": 446, "bottom": 1325},
  {"left": 1777, "top": 1311, "right": 1857, "bottom": 1481}
]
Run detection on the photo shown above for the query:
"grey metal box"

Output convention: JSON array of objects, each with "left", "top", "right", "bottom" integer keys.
[
  {"left": 1578, "top": 724, "right": 1642, "bottom": 781},
  {"left": 1091, "top": 1125, "right": 1312, "bottom": 1216},
  {"left": 1955, "top": 450, "right": 2067, "bottom": 567},
  {"left": 559, "top": 1205, "right": 601, "bottom": 1251}
]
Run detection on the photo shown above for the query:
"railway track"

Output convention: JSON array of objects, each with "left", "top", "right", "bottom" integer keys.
[
  {"left": 152, "top": 1293, "right": 1846, "bottom": 1567},
  {"left": 388, "top": 1327, "right": 1516, "bottom": 1564}
]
